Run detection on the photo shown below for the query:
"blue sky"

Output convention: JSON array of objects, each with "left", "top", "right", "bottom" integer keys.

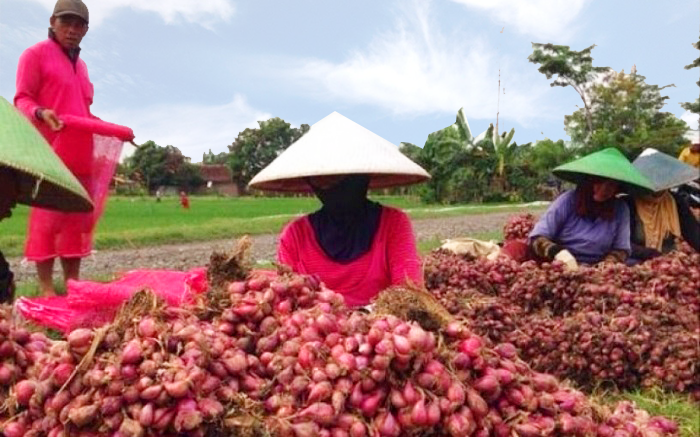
[{"left": 1, "top": 0, "right": 698, "bottom": 162}]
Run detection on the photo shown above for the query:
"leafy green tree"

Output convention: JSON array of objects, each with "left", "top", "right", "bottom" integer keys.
[
  {"left": 202, "top": 149, "right": 230, "bottom": 165},
  {"left": 398, "top": 142, "right": 423, "bottom": 165},
  {"left": 681, "top": 36, "right": 700, "bottom": 128},
  {"left": 125, "top": 141, "right": 181, "bottom": 192},
  {"left": 228, "top": 118, "right": 310, "bottom": 193},
  {"left": 565, "top": 70, "right": 688, "bottom": 159},
  {"left": 173, "top": 163, "right": 205, "bottom": 192},
  {"left": 525, "top": 139, "right": 579, "bottom": 176},
  {"left": 528, "top": 43, "right": 610, "bottom": 136}
]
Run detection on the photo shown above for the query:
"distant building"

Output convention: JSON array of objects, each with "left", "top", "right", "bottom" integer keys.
[{"left": 197, "top": 164, "right": 239, "bottom": 196}]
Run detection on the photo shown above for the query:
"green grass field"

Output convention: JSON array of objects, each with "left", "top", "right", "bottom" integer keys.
[{"left": 0, "top": 195, "right": 544, "bottom": 257}]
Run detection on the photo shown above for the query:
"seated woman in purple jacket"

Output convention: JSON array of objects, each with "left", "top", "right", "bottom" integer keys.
[
  {"left": 529, "top": 177, "right": 630, "bottom": 267},
  {"left": 527, "top": 148, "right": 654, "bottom": 269}
]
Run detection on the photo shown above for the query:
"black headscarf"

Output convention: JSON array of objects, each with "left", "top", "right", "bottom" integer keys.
[{"left": 308, "top": 174, "right": 382, "bottom": 263}]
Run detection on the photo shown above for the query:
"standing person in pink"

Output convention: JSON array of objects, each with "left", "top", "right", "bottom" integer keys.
[
  {"left": 248, "top": 112, "right": 431, "bottom": 307},
  {"left": 14, "top": 0, "right": 94, "bottom": 295}
]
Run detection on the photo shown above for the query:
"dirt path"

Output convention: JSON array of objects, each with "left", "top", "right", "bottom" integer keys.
[{"left": 9, "top": 211, "right": 529, "bottom": 283}]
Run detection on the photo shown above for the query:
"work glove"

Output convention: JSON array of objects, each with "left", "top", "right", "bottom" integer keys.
[{"left": 554, "top": 249, "right": 578, "bottom": 270}]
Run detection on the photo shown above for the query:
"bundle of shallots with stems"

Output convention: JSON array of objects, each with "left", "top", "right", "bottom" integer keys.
[
  {"left": 424, "top": 246, "right": 700, "bottom": 397},
  {"left": 0, "top": 236, "right": 684, "bottom": 436}
]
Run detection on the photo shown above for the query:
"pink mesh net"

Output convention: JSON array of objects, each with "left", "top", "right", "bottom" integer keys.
[
  {"left": 24, "top": 116, "right": 133, "bottom": 261},
  {"left": 16, "top": 268, "right": 208, "bottom": 333}
]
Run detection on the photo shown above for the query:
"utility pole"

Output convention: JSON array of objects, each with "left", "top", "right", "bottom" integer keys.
[
  {"left": 496, "top": 26, "right": 504, "bottom": 136},
  {"left": 497, "top": 67, "right": 501, "bottom": 137}
]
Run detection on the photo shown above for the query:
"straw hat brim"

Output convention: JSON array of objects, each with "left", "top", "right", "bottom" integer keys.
[
  {"left": 251, "top": 171, "right": 429, "bottom": 193},
  {"left": 632, "top": 148, "right": 699, "bottom": 192},
  {"left": 248, "top": 112, "right": 431, "bottom": 193},
  {"left": 0, "top": 97, "right": 93, "bottom": 212}
]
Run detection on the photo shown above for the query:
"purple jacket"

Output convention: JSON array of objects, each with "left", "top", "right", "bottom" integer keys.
[{"left": 529, "top": 190, "right": 631, "bottom": 264}]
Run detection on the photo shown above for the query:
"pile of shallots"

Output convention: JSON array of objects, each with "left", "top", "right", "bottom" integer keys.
[
  {"left": 424, "top": 247, "right": 700, "bottom": 397},
  {"left": 0, "top": 264, "right": 684, "bottom": 436}
]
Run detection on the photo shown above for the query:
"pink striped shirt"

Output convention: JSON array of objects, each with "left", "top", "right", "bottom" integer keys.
[{"left": 278, "top": 207, "right": 423, "bottom": 307}]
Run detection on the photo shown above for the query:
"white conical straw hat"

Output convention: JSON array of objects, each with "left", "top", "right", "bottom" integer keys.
[{"left": 248, "top": 112, "right": 431, "bottom": 192}]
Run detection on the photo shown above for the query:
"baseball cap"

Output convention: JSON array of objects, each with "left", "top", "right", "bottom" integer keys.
[{"left": 53, "top": 0, "right": 89, "bottom": 24}]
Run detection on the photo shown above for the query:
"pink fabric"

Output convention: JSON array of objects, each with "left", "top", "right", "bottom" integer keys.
[
  {"left": 16, "top": 268, "right": 208, "bottom": 333},
  {"left": 15, "top": 39, "right": 133, "bottom": 261},
  {"left": 500, "top": 239, "right": 531, "bottom": 263},
  {"left": 278, "top": 207, "right": 423, "bottom": 307}
]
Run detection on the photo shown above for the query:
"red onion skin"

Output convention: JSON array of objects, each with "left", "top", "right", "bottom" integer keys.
[
  {"left": 199, "top": 398, "right": 224, "bottom": 419},
  {"left": 514, "top": 423, "right": 541, "bottom": 437},
  {"left": 123, "top": 386, "right": 140, "bottom": 404},
  {"left": 349, "top": 421, "right": 367, "bottom": 437},
  {"left": 164, "top": 380, "right": 190, "bottom": 399},
  {"left": 466, "top": 389, "right": 489, "bottom": 419},
  {"left": 393, "top": 335, "right": 411, "bottom": 355},
  {"left": 360, "top": 390, "right": 384, "bottom": 417},
  {"left": 426, "top": 401, "right": 441, "bottom": 426},
  {"left": 474, "top": 375, "right": 499, "bottom": 395},
  {"left": 101, "top": 396, "right": 123, "bottom": 416},
  {"left": 140, "top": 384, "right": 163, "bottom": 401},
  {"left": 121, "top": 340, "right": 143, "bottom": 365},
  {"left": 332, "top": 390, "right": 346, "bottom": 413},
  {"left": 1, "top": 421, "right": 26, "bottom": 437},
  {"left": 411, "top": 398, "right": 428, "bottom": 426},
  {"left": 299, "top": 402, "right": 336, "bottom": 425},
  {"left": 68, "top": 404, "right": 98, "bottom": 427},
  {"left": 376, "top": 411, "right": 400, "bottom": 437},
  {"left": 308, "top": 381, "right": 333, "bottom": 403},
  {"left": 14, "top": 379, "right": 36, "bottom": 406},
  {"left": 402, "top": 381, "right": 419, "bottom": 404},
  {"left": 139, "top": 403, "right": 154, "bottom": 427}
]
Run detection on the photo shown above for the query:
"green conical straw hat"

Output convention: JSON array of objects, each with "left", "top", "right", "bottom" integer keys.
[
  {"left": 553, "top": 147, "right": 654, "bottom": 194},
  {"left": 0, "top": 96, "right": 93, "bottom": 212}
]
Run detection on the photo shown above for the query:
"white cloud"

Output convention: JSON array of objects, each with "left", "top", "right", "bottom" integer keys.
[
  {"left": 25, "top": 0, "right": 234, "bottom": 27},
  {"left": 681, "top": 110, "right": 699, "bottom": 131},
  {"left": 0, "top": 24, "right": 45, "bottom": 51},
  {"left": 97, "top": 95, "right": 271, "bottom": 162},
  {"left": 286, "top": 1, "right": 550, "bottom": 125},
  {"left": 449, "top": 0, "right": 590, "bottom": 40}
]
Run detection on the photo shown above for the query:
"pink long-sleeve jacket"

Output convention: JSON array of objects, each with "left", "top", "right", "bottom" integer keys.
[{"left": 15, "top": 38, "right": 94, "bottom": 142}]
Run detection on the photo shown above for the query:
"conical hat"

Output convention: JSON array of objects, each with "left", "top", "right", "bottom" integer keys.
[
  {"left": 633, "top": 148, "right": 699, "bottom": 192},
  {"left": 248, "top": 112, "right": 430, "bottom": 192},
  {"left": 0, "top": 97, "right": 93, "bottom": 212},
  {"left": 553, "top": 147, "right": 654, "bottom": 194}
]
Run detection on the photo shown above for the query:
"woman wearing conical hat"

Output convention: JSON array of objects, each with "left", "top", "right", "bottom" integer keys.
[
  {"left": 249, "top": 112, "right": 431, "bottom": 307},
  {"left": 0, "top": 97, "right": 93, "bottom": 304},
  {"left": 624, "top": 149, "right": 700, "bottom": 264},
  {"left": 526, "top": 148, "right": 655, "bottom": 268}
]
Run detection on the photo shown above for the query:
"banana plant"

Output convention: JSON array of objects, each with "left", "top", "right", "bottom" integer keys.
[
  {"left": 429, "top": 107, "right": 488, "bottom": 150},
  {"left": 479, "top": 123, "right": 516, "bottom": 191},
  {"left": 493, "top": 124, "right": 516, "bottom": 181}
]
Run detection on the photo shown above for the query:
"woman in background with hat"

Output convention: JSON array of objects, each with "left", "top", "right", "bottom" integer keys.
[
  {"left": 249, "top": 112, "right": 431, "bottom": 307},
  {"left": 0, "top": 98, "right": 94, "bottom": 303},
  {"left": 527, "top": 148, "right": 654, "bottom": 268},
  {"left": 625, "top": 149, "right": 700, "bottom": 263}
]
